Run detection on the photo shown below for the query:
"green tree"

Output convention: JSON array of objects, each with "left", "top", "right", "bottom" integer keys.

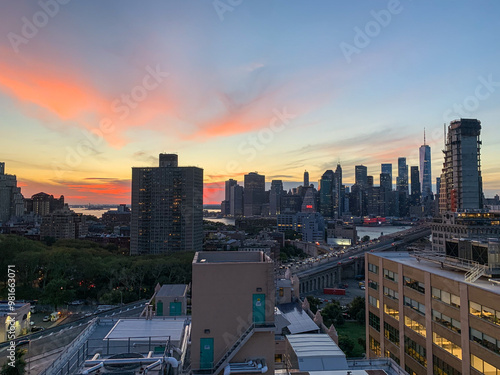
[
  {"left": 42, "top": 278, "right": 75, "bottom": 310},
  {"left": 338, "top": 335, "right": 355, "bottom": 357},
  {"left": 361, "top": 235, "right": 370, "bottom": 242},
  {"left": 1, "top": 347, "right": 26, "bottom": 375},
  {"left": 321, "top": 300, "right": 344, "bottom": 327},
  {"left": 348, "top": 297, "right": 365, "bottom": 324},
  {"left": 306, "top": 296, "right": 321, "bottom": 314}
]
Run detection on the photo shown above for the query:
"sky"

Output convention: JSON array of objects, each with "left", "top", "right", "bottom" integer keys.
[{"left": 1, "top": 0, "right": 500, "bottom": 205}]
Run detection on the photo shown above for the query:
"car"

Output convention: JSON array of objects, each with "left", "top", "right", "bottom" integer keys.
[
  {"left": 31, "top": 326, "right": 45, "bottom": 332},
  {"left": 16, "top": 340, "right": 30, "bottom": 346},
  {"left": 42, "top": 316, "right": 50, "bottom": 322}
]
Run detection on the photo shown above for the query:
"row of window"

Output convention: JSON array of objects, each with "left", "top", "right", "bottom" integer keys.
[
  {"left": 433, "top": 332, "right": 462, "bottom": 360},
  {"left": 368, "top": 279, "right": 378, "bottom": 290},
  {"left": 368, "top": 263, "right": 379, "bottom": 274},
  {"left": 384, "top": 350, "right": 400, "bottom": 365},
  {"left": 404, "top": 336, "right": 427, "bottom": 367},
  {"left": 384, "top": 303, "right": 399, "bottom": 321},
  {"left": 432, "top": 310, "right": 461, "bottom": 334},
  {"left": 384, "top": 322, "right": 399, "bottom": 346},
  {"left": 471, "top": 354, "right": 500, "bottom": 375},
  {"left": 369, "top": 312, "right": 380, "bottom": 332},
  {"left": 432, "top": 287, "right": 460, "bottom": 308},
  {"left": 405, "top": 316, "right": 426, "bottom": 337},
  {"left": 384, "top": 269, "right": 398, "bottom": 283},
  {"left": 470, "top": 301, "right": 500, "bottom": 326},
  {"left": 433, "top": 355, "right": 461, "bottom": 375},
  {"left": 470, "top": 327, "right": 500, "bottom": 355},
  {"left": 369, "top": 336, "right": 381, "bottom": 356},
  {"left": 404, "top": 296, "right": 425, "bottom": 315},
  {"left": 384, "top": 286, "right": 399, "bottom": 301},
  {"left": 404, "top": 276, "right": 425, "bottom": 294},
  {"left": 369, "top": 295, "right": 379, "bottom": 308}
]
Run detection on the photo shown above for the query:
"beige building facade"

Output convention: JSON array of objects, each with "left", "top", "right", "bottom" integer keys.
[
  {"left": 191, "top": 251, "right": 275, "bottom": 374},
  {"left": 366, "top": 251, "right": 500, "bottom": 375}
]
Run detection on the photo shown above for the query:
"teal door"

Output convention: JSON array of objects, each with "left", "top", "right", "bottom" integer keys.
[
  {"left": 200, "top": 338, "right": 214, "bottom": 369},
  {"left": 170, "top": 301, "right": 182, "bottom": 316},
  {"left": 252, "top": 294, "right": 265, "bottom": 324},
  {"left": 157, "top": 301, "right": 163, "bottom": 316}
]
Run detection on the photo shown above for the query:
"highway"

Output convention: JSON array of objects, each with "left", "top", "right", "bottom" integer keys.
[{"left": 293, "top": 224, "right": 431, "bottom": 278}]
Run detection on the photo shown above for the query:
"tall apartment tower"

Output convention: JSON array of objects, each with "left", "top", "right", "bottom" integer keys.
[
  {"left": 0, "top": 162, "right": 24, "bottom": 223},
  {"left": 419, "top": 130, "right": 432, "bottom": 200},
  {"left": 439, "top": 119, "right": 483, "bottom": 213},
  {"left": 410, "top": 166, "right": 421, "bottom": 206},
  {"left": 381, "top": 164, "right": 393, "bottom": 191},
  {"left": 191, "top": 251, "right": 275, "bottom": 374},
  {"left": 243, "top": 172, "right": 265, "bottom": 217},
  {"left": 355, "top": 165, "right": 368, "bottom": 188},
  {"left": 269, "top": 180, "right": 284, "bottom": 216},
  {"left": 335, "top": 163, "right": 344, "bottom": 217},
  {"left": 397, "top": 157, "right": 408, "bottom": 195},
  {"left": 130, "top": 154, "right": 203, "bottom": 255}
]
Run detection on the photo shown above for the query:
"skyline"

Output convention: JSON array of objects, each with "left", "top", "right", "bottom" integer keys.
[{"left": 2, "top": 1, "right": 500, "bottom": 204}]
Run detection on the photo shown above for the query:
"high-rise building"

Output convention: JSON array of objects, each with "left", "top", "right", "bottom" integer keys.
[
  {"left": 319, "top": 170, "right": 334, "bottom": 218},
  {"left": 335, "top": 163, "right": 344, "bottom": 217},
  {"left": 303, "top": 170, "right": 309, "bottom": 188},
  {"left": 26, "top": 192, "right": 65, "bottom": 216},
  {"left": 439, "top": 119, "right": 483, "bottom": 213},
  {"left": 419, "top": 131, "right": 432, "bottom": 200},
  {"left": 0, "top": 162, "right": 24, "bottom": 224},
  {"left": 130, "top": 154, "right": 203, "bottom": 255},
  {"left": 269, "top": 180, "right": 284, "bottom": 216},
  {"left": 367, "top": 250, "right": 500, "bottom": 375},
  {"left": 40, "top": 206, "right": 88, "bottom": 240},
  {"left": 225, "top": 179, "right": 237, "bottom": 208},
  {"left": 243, "top": 172, "right": 265, "bottom": 217},
  {"left": 355, "top": 165, "right": 368, "bottom": 188},
  {"left": 410, "top": 166, "right": 421, "bottom": 206},
  {"left": 397, "top": 157, "right": 408, "bottom": 195},
  {"left": 381, "top": 164, "right": 393, "bottom": 191},
  {"left": 229, "top": 184, "right": 243, "bottom": 217}
]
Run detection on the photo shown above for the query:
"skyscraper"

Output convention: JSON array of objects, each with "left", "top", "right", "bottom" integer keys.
[
  {"left": 319, "top": 170, "right": 334, "bottom": 218},
  {"left": 223, "top": 179, "right": 237, "bottom": 215},
  {"left": 397, "top": 157, "right": 408, "bottom": 195},
  {"left": 334, "top": 163, "right": 344, "bottom": 218},
  {"left": 269, "top": 180, "right": 284, "bottom": 216},
  {"left": 355, "top": 165, "right": 368, "bottom": 188},
  {"left": 381, "top": 163, "right": 392, "bottom": 191},
  {"left": 0, "top": 162, "right": 24, "bottom": 224},
  {"left": 439, "top": 119, "right": 483, "bottom": 212},
  {"left": 303, "top": 170, "right": 309, "bottom": 188},
  {"left": 243, "top": 172, "right": 265, "bottom": 217},
  {"left": 130, "top": 154, "right": 203, "bottom": 255},
  {"left": 410, "top": 166, "right": 421, "bottom": 206},
  {"left": 419, "top": 130, "right": 432, "bottom": 200}
]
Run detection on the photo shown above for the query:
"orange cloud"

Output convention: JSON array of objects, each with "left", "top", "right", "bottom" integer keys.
[{"left": 204, "top": 182, "right": 225, "bottom": 205}]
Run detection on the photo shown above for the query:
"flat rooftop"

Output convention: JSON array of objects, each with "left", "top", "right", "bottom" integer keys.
[
  {"left": 371, "top": 251, "right": 500, "bottom": 294},
  {"left": 0, "top": 302, "right": 29, "bottom": 316},
  {"left": 193, "top": 251, "right": 270, "bottom": 263},
  {"left": 277, "top": 303, "right": 319, "bottom": 334},
  {"left": 156, "top": 284, "right": 188, "bottom": 298},
  {"left": 104, "top": 318, "right": 186, "bottom": 343}
]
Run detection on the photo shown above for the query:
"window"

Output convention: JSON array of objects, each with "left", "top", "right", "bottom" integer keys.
[
  {"left": 405, "top": 365, "right": 417, "bottom": 375},
  {"left": 405, "top": 316, "right": 426, "bottom": 337},
  {"left": 470, "top": 327, "right": 500, "bottom": 354},
  {"left": 384, "top": 304, "right": 399, "bottom": 320},
  {"left": 369, "top": 336, "right": 381, "bottom": 356},
  {"left": 471, "top": 354, "right": 500, "bottom": 375},
  {"left": 383, "top": 286, "right": 399, "bottom": 301},
  {"left": 369, "top": 312, "right": 380, "bottom": 331},
  {"left": 368, "top": 263, "right": 379, "bottom": 274},
  {"left": 433, "top": 332, "right": 462, "bottom": 359},
  {"left": 404, "top": 296, "right": 425, "bottom": 315},
  {"left": 433, "top": 355, "right": 461, "bottom": 375},
  {"left": 404, "top": 336, "right": 426, "bottom": 367},
  {"left": 385, "top": 350, "right": 400, "bottom": 365},
  {"left": 469, "top": 301, "right": 500, "bottom": 326},
  {"left": 368, "top": 279, "right": 378, "bottom": 290},
  {"left": 384, "top": 269, "right": 398, "bottom": 283},
  {"left": 432, "top": 310, "right": 461, "bottom": 334},
  {"left": 432, "top": 287, "right": 460, "bottom": 308},
  {"left": 404, "top": 276, "right": 425, "bottom": 294},
  {"left": 369, "top": 295, "right": 379, "bottom": 308},
  {"left": 384, "top": 322, "right": 399, "bottom": 346}
]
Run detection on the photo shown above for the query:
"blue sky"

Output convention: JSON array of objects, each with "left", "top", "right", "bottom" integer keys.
[{"left": 1, "top": 0, "right": 499, "bottom": 203}]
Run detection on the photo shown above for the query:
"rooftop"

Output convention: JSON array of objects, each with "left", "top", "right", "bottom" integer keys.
[
  {"left": 193, "top": 251, "right": 270, "bottom": 264},
  {"left": 104, "top": 318, "right": 186, "bottom": 343},
  {"left": 371, "top": 251, "right": 500, "bottom": 293},
  {"left": 156, "top": 284, "right": 188, "bottom": 298},
  {"left": 277, "top": 303, "right": 319, "bottom": 334}
]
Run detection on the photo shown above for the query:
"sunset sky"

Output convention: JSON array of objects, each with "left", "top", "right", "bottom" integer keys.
[{"left": 1, "top": 1, "right": 500, "bottom": 204}]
